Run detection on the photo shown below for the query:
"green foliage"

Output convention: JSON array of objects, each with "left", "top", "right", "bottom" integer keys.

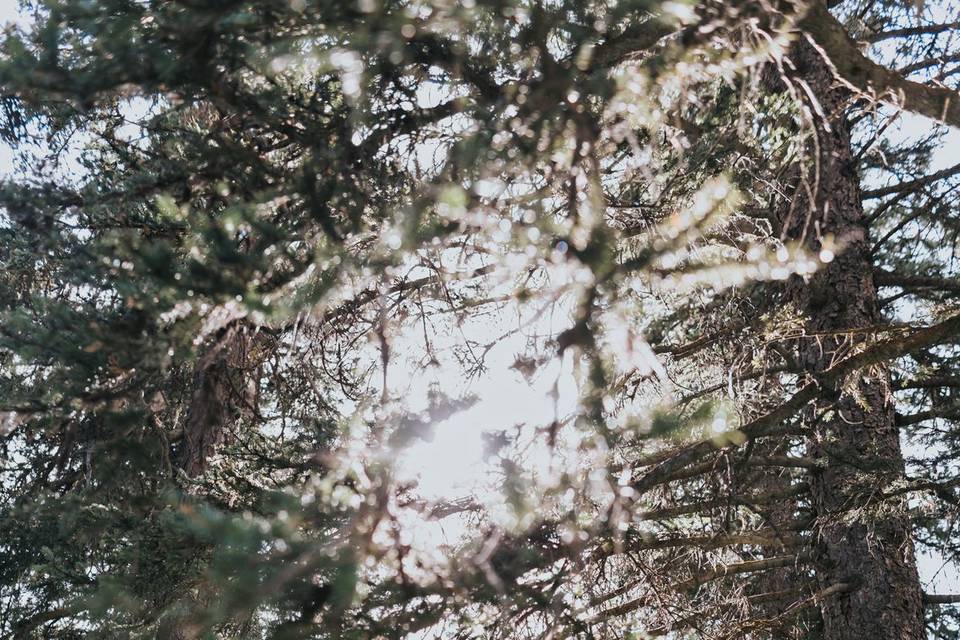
[{"left": 1, "top": 0, "right": 960, "bottom": 638}]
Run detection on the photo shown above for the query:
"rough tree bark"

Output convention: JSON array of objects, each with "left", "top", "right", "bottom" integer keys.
[
  {"left": 779, "top": 33, "right": 926, "bottom": 640},
  {"left": 180, "top": 322, "right": 257, "bottom": 477},
  {"left": 161, "top": 322, "right": 260, "bottom": 640}
]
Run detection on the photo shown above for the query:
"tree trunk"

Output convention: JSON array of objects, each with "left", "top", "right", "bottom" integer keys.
[
  {"left": 780, "top": 32, "right": 925, "bottom": 640},
  {"left": 180, "top": 322, "right": 257, "bottom": 477}
]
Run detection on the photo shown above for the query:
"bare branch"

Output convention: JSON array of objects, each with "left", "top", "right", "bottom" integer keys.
[
  {"left": 875, "top": 270, "right": 960, "bottom": 293},
  {"left": 801, "top": 2, "right": 960, "bottom": 128},
  {"left": 862, "top": 161, "right": 960, "bottom": 199},
  {"left": 926, "top": 593, "right": 960, "bottom": 605},
  {"left": 631, "top": 311, "right": 960, "bottom": 491},
  {"left": 868, "top": 22, "right": 960, "bottom": 43}
]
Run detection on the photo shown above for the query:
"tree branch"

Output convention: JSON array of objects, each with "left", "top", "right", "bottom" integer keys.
[
  {"left": 926, "top": 593, "right": 960, "bottom": 605},
  {"left": 590, "top": 555, "right": 808, "bottom": 621},
  {"left": 868, "top": 22, "right": 960, "bottom": 43},
  {"left": 631, "top": 311, "right": 960, "bottom": 491},
  {"left": 862, "top": 161, "right": 960, "bottom": 199},
  {"left": 801, "top": 2, "right": 960, "bottom": 128},
  {"left": 875, "top": 269, "right": 960, "bottom": 293}
]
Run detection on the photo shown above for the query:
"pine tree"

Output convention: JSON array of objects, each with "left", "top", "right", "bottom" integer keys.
[{"left": 1, "top": 1, "right": 960, "bottom": 639}]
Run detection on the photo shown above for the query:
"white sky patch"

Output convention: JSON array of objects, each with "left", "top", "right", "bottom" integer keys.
[
  {"left": 383, "top": 257, "right": 581, "bottom": 503},
  {"left": 394, "top": 339, "right": 579, "bottom": 501},
  {"left": 0, "top": 0, "right": 25, "bottom": 27}
]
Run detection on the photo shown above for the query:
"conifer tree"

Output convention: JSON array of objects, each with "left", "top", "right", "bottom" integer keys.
[{"left": 1, "top": 1, "right": 960, "bottom": 639}]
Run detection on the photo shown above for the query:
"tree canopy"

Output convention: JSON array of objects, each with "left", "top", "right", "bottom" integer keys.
[{"left": 2, "top": 0, "right": 960, "bottom": 638}]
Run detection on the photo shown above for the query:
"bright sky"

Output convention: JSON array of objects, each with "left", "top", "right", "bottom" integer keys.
[
  {"left": 0, "top": 0, "right": 17, "bottom": 22},
  {"left": 0, "top": 0, "right": 21, "bottom": 176}
]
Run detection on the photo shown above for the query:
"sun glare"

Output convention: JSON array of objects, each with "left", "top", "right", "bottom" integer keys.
[
  {"left": 395, "top": 345, "right": 579, "bottom": 501},
  {"left": 364, "top": 260, "right": 587, "bottom": 553}
]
